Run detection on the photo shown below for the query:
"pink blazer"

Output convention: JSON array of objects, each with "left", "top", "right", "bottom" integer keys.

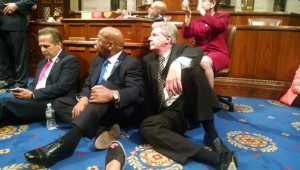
[{"left": 280, "top": 65, "right": 300, "bottom": 105}]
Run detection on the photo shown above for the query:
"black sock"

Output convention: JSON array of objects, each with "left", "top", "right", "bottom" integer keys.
[
  {"left": 60, "top": 126, "right": 83, "bottom": 152},
  {"left": 202, "top": 120, "right": 218, "bottom": 140},
  {"left": 193, "top": 148, "right": 220, "bottom": 167}
]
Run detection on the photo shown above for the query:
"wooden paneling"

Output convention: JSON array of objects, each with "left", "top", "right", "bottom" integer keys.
[
  {"left": 62, "top": 19, "right": 153, "bottom": 43},
  {"left": 229, "top": 26, "right": 300, "bottom": 81},
  {"left": 28, "top": 15, "right": 300, "bottom": 99}
]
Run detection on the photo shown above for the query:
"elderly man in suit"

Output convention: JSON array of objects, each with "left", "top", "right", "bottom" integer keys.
[
  {"left": 24, "top": 26, "right": 145, "bottom": 167},
  {"left": 0, "top": 0, "right": 37, "bottom": 89},
  {"left": 138, "top": 22, "right": 238, "bottom": 170},
  {"left": 0, "top": 27, "right": 80, "bottom": 127}
]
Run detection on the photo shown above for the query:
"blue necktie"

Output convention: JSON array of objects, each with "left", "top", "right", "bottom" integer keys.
[{"left": 97, "top": 60, "right": 110, "bottom": 84}]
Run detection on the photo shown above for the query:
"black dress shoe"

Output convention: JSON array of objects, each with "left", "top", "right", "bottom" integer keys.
[
  {"left": 94, "top": 124, "right": 120, "bottom": 149},
  {"left": 204, "top": 135, "right": 229, "bottom": 153},
  {"left": 24, "top": 139, "right": 74, "bottom": 167},
  {"left": 105, "top": 141, "right": 126, "bottom": 170},
  {"left": 217, "top": 151, "right": 238, "bottom": 170},
  {"left": 0, "top": 80, "right": 15, "bottom": 89}
]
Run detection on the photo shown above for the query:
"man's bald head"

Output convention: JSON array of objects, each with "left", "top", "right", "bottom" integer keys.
[
  {"left": 148, "top": 1, "right": 167, "bottom": 18},
  {"left": 95, "top": 27, "right": 124, "bottom": 57}
]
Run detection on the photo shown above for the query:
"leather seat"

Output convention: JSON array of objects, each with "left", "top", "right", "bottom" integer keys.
[{"left": 215, "top": 25, "right": 237, "bottom": 112}]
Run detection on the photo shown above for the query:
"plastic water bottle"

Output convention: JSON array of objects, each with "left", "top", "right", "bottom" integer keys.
[{"left": 45, "top": 103, "right": 57, "bottom": 130}]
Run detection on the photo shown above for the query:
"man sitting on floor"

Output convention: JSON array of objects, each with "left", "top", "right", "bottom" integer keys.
[
  {"left": 104, "top": 22, "right": 238, "bottom": 170},
  {"left": 0, "top": 27, "right": 80, "bottom": 127},
  {"left": 24, "top": 26, "right": 145, "bottom": 167}
]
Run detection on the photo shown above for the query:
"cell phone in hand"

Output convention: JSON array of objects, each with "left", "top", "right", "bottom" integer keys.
[{"left": 9, "top": 88, "right": 20, "bottom": 93}]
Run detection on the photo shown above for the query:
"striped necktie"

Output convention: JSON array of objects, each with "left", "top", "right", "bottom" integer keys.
[{"left": 157, "top": 56, "right": 165, "bottom": 112}]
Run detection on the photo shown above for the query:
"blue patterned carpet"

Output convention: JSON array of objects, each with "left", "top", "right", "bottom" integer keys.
[{"left": 1, "top": 95, "right": 300, "bottom": 170}]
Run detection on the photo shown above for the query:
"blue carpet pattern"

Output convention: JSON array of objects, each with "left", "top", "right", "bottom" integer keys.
[{"left": 1, "top": 96, "right": 300, "bottom": 170}]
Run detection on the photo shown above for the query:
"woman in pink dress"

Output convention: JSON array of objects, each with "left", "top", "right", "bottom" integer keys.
[
  {"left": 280, "top": 65, "right": 300, "bottom": 108},
  {"left": 182, "top": 0, "right": 229, "bottom": 87}
]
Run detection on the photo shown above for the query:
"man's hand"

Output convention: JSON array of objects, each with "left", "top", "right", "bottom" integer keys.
[
  {"left": 166, "top": 62, "right": 182, "bottom": 96},
  {"left": 11, "top": 88, "right": 33, "bottom": 99},
  {"left": 89, "top": 85, "right": 114, "bottom": 103},
  {"left": 3, "top": 3, "right": 18, "bottom": 15},
  {"left": 72, "top": 97, "right": 88, "bottom": 119}
]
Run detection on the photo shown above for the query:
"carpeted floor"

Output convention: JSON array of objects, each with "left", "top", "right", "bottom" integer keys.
[{"left": 1, "top": 95, "right": 300, "bottom": 170}]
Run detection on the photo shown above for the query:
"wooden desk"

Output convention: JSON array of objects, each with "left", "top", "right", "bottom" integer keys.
[
  {"left": 28, "top": 20, "right": 300, "bottom": 99},
  {"left": 215, "top": 25, "right": 300, "bottom": 99}
]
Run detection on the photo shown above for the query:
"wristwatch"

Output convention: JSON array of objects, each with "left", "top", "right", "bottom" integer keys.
[{"left": 112, "top": 90, "right": 120, "bottom": 102}]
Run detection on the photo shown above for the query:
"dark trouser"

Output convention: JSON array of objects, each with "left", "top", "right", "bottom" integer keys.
[
  {"left": 139, "top": 98, "right": 202, "bottom": 164},
  {"left": 0, "top": 31, "right": 28, "bottom": 87},
  {"left": 54, "top": 96, "right": 140, "bottom": 139},
  {"left": 291, "top": 95, "right": 300, "bottom": 108},
  {"left": 0, "top": 96, "right": 53, "bottom": 124}
]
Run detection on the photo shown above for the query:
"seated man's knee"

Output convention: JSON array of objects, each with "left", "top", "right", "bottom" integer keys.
[{"left": 140, "top": 116, "right": 161, "bottom": 137}]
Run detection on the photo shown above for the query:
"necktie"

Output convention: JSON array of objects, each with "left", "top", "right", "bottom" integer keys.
[
  {"left": 157, "top": 56, "right": 165, "bottom": 112},
  {"left": 37, "top": 59, "right": 53, "bottom": 83},
  {"left": 97, "top": 59, "right": 110, "bottom": 84}
]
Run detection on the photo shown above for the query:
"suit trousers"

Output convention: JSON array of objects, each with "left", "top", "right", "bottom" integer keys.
[
  {"left": 140, "top": 98, "right": 203, "bottom": 164},
  {"left": 0, "top": 31, "right": 28, "bottom": 86},
  {"left": 0, "top": 96, "right": 53, "bottom": 124},
  {"left": 54, "top": 96, "right": 140, "bottom": 139}
]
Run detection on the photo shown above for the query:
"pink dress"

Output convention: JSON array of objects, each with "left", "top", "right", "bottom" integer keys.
[
  {"left": 182, "top": 12, "right": 230, "bottom": 71},
  {"left": 280, "top": 66, "right": 300, "bottom": 106}
]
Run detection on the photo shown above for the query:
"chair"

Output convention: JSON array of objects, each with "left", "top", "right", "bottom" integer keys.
[
  {"left": 248, "top": 18, "right": 282, "bottom": 26},
  {"left": 215, "top": 25, "right": 237, "bottom": 112},
  {"left": 189, "top": 25, "right": 237, "bottom": 112}
]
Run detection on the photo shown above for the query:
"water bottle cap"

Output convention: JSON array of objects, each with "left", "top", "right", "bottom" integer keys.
[{"left": 47, "top": 103, "right": 52, "bottom": 106}]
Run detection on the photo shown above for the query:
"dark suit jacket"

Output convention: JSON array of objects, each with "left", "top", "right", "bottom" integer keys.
[
  {"left": 0, "top": 0, "right": 36, "bottom": 31},
  {"left": 78, "top": 51, "right": 144, "bottom": 109},
  {"left": 28, "top": 50, "right": 80, "bottom": 101},
  {"left": 142, "top": 43, "right": 221, "bottom": 125}
]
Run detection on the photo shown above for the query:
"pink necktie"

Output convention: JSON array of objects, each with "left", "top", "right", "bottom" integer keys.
[{"left": 37, "top": 59, "right": 53, "bottom": 83}]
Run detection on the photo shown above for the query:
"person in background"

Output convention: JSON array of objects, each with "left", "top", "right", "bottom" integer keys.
[
  {"left": 53, "top": 7, "right": 63, "bottom": 22},
  {"left": 280, "top": 65, "right": 300, "bottom": 108},
  {"left": 181, "top": 0, "right": 230, "bottom": 88},
  {"left": 0, "top": 0, "right": 37, "bottom": 89},
  {"left": 24, "top": 27, "right": 145, "bottom": 167},
  {"left": 103, "top": 22, "right": 237, "bottom": 170},
  {"left": 0, "top": 27, "right": 80, "bottom": 128},
  {"left": 115, "top": 0, "right": 167, "bottom": 21},
  {"left": 147, "top": 0, "right": 167, "bottom": 21}
]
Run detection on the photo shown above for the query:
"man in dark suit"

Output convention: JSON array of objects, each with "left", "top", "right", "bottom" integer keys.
[
  {"left": 0, "top": 0, "right": 37, "bottom": 89},
  {"left": 24, "top": 27, "right": 145, "bottom": 167},
  {"left": 137, "top": 22, "right": 238, "bottom": 170},
  {"left": 0, "top": 27, "right": 80, "bottom": 126}
]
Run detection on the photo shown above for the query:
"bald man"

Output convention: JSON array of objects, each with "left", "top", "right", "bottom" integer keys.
[
  {"left": 116, "top": 1, "right": 167, "bottom": 21},
  {"left": 24, "top": 27, "right": 145, "bottom": 167},
  {"left": 147, "top": 0, "right": 167, "bottom": 20}
]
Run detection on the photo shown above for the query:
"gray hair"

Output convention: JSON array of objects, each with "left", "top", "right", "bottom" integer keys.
[
  {"left": 38, "top": 27, "right": 62, "bottom": 44},
  {"left": 152, "top": 22, "right": 178, "bottom": 44}
]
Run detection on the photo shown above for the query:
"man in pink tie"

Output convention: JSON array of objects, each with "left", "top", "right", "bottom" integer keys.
[{"left": 0, "top": 27, "right": 80, "bottom": 127}]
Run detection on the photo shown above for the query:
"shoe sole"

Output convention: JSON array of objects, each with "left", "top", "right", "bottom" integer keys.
[{"left": 94, "top": 124, "right": 120, "bottom": 149}]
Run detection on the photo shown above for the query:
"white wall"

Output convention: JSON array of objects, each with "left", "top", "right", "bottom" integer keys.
[
  {"left": 70, "top": 0, "right": 78, "bottom": 11},
  {"left": 231, "top": 0, "right": 300, "bottom": 13},
  {"left": 286, "top": 0, "right": 300, "bottom": 13}
]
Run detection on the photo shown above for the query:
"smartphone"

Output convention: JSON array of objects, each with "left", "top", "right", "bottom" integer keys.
[{"left": 9, "top": 88, "right": 20, "bottom": 93}]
